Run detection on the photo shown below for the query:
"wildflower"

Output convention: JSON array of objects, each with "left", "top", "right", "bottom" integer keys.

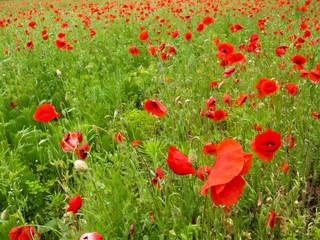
[
  {"left": 184, "top": 32, "right": 193, "bottom": 40},
  {"left": 201, "top": 139, "right": 252, "bottom": 207},
  {"left": 266, "top": 210, "right": 281, "bottom": 229},
  {"left": 152, "top": 167, "right": 165, "bottom": 189},
  {"left": 67, "top": 194, "right": 82, "bottom": 214},
  {"left": 285, "top": 83, "right": 298, "bottom": 95},
  {"left": 9, "top": 225, "right": 41, "bottom": 240},
  {"left": 223, "top": 66, "right": 236, "bottom": 77},
  {"left": 33, "top": 103, "right": 60, "bottom": 122},
  {"left": 280, "top": 162, "right": 289, "bottom": 173},
  {"left": 202, "top": 143, "right": 218, "bottom": 156},
  {"left": 144, "top": 99, "right": 167, "bottom": 118},
  {"left": 166, "top": 146, "right": 196, "bottom": 175},
  {"left": 114, "top": 132, "right": 125, "bottom": 143},
  {"left": 139, "top": 31, "right": 148, "bottom": 41},
  {"left": 78, "top": 232, "right": 103, "bottom": 240},
  {"left": 250, "top": 129, "right": 282, "bottom": 161},
  {"left": 128, "top": 46, "right": 140, "bottom": 56},
  {"left": 202, "top": 16, "right": 215, "bottom": 25}
]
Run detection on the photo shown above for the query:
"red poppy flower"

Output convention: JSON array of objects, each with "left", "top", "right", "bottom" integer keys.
[
  {"left": 76, "top": 142, "right": 89, "bottom": 160},
  {"left": 155, "top": 167, "right": 165, "bottom": 179},
  {"left": 308, "top": 65, "right": 320, "bottom": 83},
  {"left": 254, "top": 123, "right": 262, "bottom": 131},
  {"left": 292, "top": 54, "right": 306, "bottom": 70},
  {"left": 131, "top": 139, "right": 141, "bottom": 147},
  {"left": 166, "top": 146, "right": 196, "bottom": 175},
  {"left": 58, "top": 32, "right": 66, "bottom": 38},
  {"left": 250, "top": 129, "right": 282, "bottom": 162},
  {"left": 78, "top": 232, "right": 104, "bottom": 240},
  {"left": 312, "top": 112, "right": 320, "bottom": 120},
  {"left": 202, "top": 143, "right": 218, "bottom": 155},
  {"left": 205, "top": 96, "right": 216, "bottom": 110},
  {"left": 196, "top": 165, "right": 211, "bottom": 181},
  {"left": 300, "top": 69, "right": 309, "bottom": 78},
  {"left": 234, "top": 94, "right": 248, "bottom": 106},
  {"left": 144, "top": 99, "right": 167, "bottom": 118},
  {"left": 201, "top": 139, "right": 251, "bottom": 207},
  {"left": 8, "top": 226, "right": 21, "bottom": 240},
  {"left": 255, "top": 78, "right": 279, "bottom": 97},
  {"left": 216, "top": 43, "right": 234, "bottom": 59},
  {"left": 223, "top": 66, "right": 236, "bottom": 77},
  {"left": 60, "top": 130, "right": 83, "bottom": 152},
  {"left": 260, "top": 79, "right": 280, "bottom": 96},
  {"left": 202, "top": 16, "right": 215, "bottom": 25},
  {"left": 229, "top": 23, "right": 244, "bottom": 33},
  {"left": 275, "top": 45, "right": 289, "bottom": 57},
  {"left": 196, "top": 22, "right": 205, "bottom": 32},
  {"left": 266, "top": 210, "right": 281, "bottom": 229},
  {"left": 114, "top": 132, "right": 124, "bottom": 143},
  {"left": 90, "top": 28, "right": 96, "bottom": 37},
  {"left": 9, "top": 225, "right": 41, "bottom": 240},
  {"left": 42, "top": 35, "right": 49, "bottom": 40},
  {"left": 167, "top": 45, "right": 176, "bottom": 55},
  {"left": 55, "top": 39, "right": 73, "bottom": 50},
  {"left": 28, "top": 21, "right": 36, "bottom": 28},
  {"left": 10, "top": 102, "right": 17, "bottom": 108},
  {"left": 285, "top": 83, "right": 298, "bottom": 95},
  {"left": 226, "top": 52, "right": 246, "bottom": 65},
  {"left": 148, "top": 45, "right": 157, "bottom": 56},
  {"left": 128, "top": 46, "right": 140, "bottom": 56},
  {"left": 170, "top": 29, "right": 179, "bottom": 38},
  {"left": 26, "top": 39, "right": 34, "bottom": 49},
  {"left": 158, "top": 42, "right": 165, "bottom": 51},
  {"left": 139, "top": 31, "right": 148, "bottom": 41},
  {"left": 152, "top": 167, "right": 165, "bottom": 189},
  {"left": 67, "top": 194, "right": 82, "bottom": 214},
  {"left": 209, "top": 81, "right": 219, "bottom": 88},
  {"left": 206, "top": 109, "right": 227, "bottom": 121},
  {"left": 280, "top": 162, "right": 290, "bottom": 173},
  {"left": 33, "top": 103, "right": 60, "bottom": 122},
  {"left": 222, "top": 94, "right": 232, "bottom": 107},
  {"left": 283, "top": 135, "right": 295, "bottom": 150},
  {"left": 184, "top": 32, "right": 193, "bottom": 40},
  {"left": 160, "top": 52, "right": 168, "bottom": 61}
]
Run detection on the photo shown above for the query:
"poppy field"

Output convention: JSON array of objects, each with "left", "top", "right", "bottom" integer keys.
[{"left": 0, "top": 0, "right": 319, "bottom": 239}]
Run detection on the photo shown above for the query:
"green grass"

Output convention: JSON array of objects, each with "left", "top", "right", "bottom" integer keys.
[{"left": 0, "top": 0, "right": 319, "bottom": 239}]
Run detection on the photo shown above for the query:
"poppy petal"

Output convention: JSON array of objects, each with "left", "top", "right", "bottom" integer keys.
[
  {"left": 207, "top": 139, "right": 244, "bottom": 186},
  {"left": 211, "top": 176, "right": 246, "bottom": 206}
]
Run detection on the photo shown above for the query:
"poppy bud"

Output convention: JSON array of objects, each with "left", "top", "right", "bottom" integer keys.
[{"left": 74, "top": 160, "right": 88, "bottom": 172}]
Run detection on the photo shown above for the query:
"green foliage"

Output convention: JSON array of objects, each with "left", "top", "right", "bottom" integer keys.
[{"left": 0, "top": 0, "right": 319, "bottom": 239}]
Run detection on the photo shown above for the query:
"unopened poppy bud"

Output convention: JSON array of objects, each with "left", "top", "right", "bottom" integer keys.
[
  {"left": 120, "top": 117, "right": 128, "bottom": 128},
  {"left": 1, "top": 209, "right": 8, "bottom": 220},
  {"left": 74, "top": 160, "right": 88, "bottom": 172},
  {"left": 188, "top": 149, "right": 197, "bottom": 163},
  {"left": 129, "top": 224, "right": 134, "bottom": 234}
]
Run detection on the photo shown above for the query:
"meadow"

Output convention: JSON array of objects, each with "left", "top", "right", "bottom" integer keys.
[{"left": 0, "top": 0, "right": 319, "bottom": 239}]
